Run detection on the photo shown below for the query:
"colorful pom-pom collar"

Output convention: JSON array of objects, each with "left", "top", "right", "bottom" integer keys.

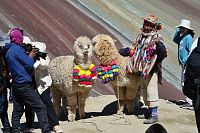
[
  {"left": 97, "top": 61, "right": 119, "bottom": 84},
  {"left": 73, "top": 64, "right": 97, "bottom": 88}
]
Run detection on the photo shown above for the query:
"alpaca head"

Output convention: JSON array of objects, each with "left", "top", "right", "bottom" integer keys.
[
  {"left": 74, "top": 36, "right": 93, "bottom": 66},
  {"left": 92, "top": 34, "right": 131, "bottom": 86},
  {"left": 92, "top": 34, "right": 118, "bottom": 65},
  {"left": 92, "top": 34, "right": 117, "bottom": 52},
  {"left": 74, "top": 36, "right": 93, "bottom": 56}
]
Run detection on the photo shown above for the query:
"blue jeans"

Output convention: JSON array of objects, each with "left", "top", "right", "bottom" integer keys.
[
  {"left": 12, "top": 83, "right": 51, "bottom": 133},
  {"left": 0, "top": 89, "right": 11, "bottom": 133}
]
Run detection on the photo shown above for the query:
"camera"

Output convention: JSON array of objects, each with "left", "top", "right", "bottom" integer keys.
[
  {"left": 33, "top": 47, "right": 47, "bottom": 60},
  {"left": 23, "top": 43, "right": 47, "bottom": 60}
]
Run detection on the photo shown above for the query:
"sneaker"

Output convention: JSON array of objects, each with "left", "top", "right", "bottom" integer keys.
[
  {"left": 138, "top": 113, "right": 151, "bottom": 119},
  {"left": 180, "top": 102, "right": 193, "bottom": 110},
  {"left": 53, "top": 125, "right": 63, "bottom": 133},
  {"left": 143, "top": 116, "right": 158, "bottom": 124},
  {"left": 137, "top": 114, "right": 146, "bottom": 119}
]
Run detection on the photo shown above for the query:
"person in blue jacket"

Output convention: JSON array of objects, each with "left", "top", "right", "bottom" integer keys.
[
  {"left": 173, "top": 19, "right": 194, "bottom": 108},
  {"left": 5, "top": 28, "right": 51, "bottom": 133}
]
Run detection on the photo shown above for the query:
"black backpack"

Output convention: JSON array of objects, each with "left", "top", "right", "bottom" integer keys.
[
  {"left": 0, "top": 46, "right": 10, "bottom": 92},
  {"left": 0, "top": 46, "right": 5, "bottom": 92},
  {"left": 156, "top": 41, "right": 167, "bottom": 63},
  {"left": 183, "top": 37, "right": 200, "bottom": 100}
]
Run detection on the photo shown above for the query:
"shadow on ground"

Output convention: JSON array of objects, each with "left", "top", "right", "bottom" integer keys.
[
  {"left": 58, "top": 100, "right": 150, "bottom": 121},
  {"left": 21, "top": 122, "right": 40, "bottom": 133}
]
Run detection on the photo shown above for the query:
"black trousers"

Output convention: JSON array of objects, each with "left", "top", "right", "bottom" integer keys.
[
  {"left": 193, "top": 99, "right": 200, "bottom": 133},
  {"left": 12, "top": 83, "right": 51, "bottom": 133},
  {"left": 24, "top": 103, "right": 34, "bottom": 128},
  {"left": 40, "top": 88, "right": 59, "bottom": 129},
  {"left": 25, "top": 88, "right": 59, "bottom": 130},
  {"left": 0, "top": 89, "right": 11, "bottom": 133}
]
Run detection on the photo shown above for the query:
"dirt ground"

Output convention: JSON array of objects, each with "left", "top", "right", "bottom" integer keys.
[{"left": 2, "top": 95, "right": 196, "bottom": 133}]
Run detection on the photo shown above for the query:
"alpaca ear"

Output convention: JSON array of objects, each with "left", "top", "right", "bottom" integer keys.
[
  {"left": 92, "top": 41, "right": 96, "bottom": 46},
  {"left": 114, "top": 39, "right": 117, "bottom": 43}
]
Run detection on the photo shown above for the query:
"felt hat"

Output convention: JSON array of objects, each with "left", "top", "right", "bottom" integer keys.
[
  {"left": 143, "top": 14, "right": 158, "bottom": 25},
  {"left": 176, "top": 19, "right": 193, "bottom": 30}
]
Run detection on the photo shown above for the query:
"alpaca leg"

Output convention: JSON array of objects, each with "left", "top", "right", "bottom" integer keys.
[
  {"left": 79, "top": 90, "right": 90, "bottom": 119},
  {"left": 67, "top": 105, "right": 76, "bottom": 122},
  {"left": 126, "top": 75, "right": 140, "bottom": 114},
  {"left": 112, "top": 85, "right": 126, "bottom": 114},
  {"left": 117, "top": 100, "right": 125, "bottom": 115},
  {"left": 125, "top": 87, "right": 135, "bottom": 114},
  {"left": 67, "top": 92, "right": 77, "bottom": 122},
  {"left": 62, "top": 95, "right": 68, "bottom": 111},
  {"left": 116, "top": 87, "right": 126, "bottom": 115},
  {"left": 126, "top": 100, "right": 134, "bottom": 114},
  {"left": 51, "top": 86, "right": 62, "bottom": 116}
]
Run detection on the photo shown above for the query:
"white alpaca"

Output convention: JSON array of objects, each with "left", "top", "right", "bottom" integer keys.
[
  {"left": 92, "top": 34, "right": 140, "bottom": 114},
  {"left": 49, "top": 36, "right": 95, "bottom": 121}
]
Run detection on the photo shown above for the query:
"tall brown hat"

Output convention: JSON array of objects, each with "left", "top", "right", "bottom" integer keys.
[
  {"left": 142, "top": 14, "right": 163, "bottom": 30},
  {"left": 143, "top": 14, "right": 158, "bottom": 25}
]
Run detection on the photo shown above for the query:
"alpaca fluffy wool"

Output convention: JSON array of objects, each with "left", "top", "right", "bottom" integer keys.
[
  {"left": 92, "top": 34, "right": 141, "bottom": 114},
  {"left": 49, "top": 36, "right": 95, "bottom": 121}
]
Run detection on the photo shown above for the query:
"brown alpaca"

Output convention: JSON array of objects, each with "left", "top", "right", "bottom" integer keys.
[
  {"left": 92, "top": 34, "right": 140, "bottom": 114},
  {"left": 49, "top": 36, "right": 95, "bottom": 121}
]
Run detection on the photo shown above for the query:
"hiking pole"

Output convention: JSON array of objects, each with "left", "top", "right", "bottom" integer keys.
[{"left": 195, "top": 77, "right": 200, "bottom": 109}]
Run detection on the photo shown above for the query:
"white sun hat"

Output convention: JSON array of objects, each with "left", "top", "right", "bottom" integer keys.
[
  {"left": 23, "top": 35, "right": 32, "bottom": 44},
  {"left": 31, "top": 42, "right": 46, "bottom": 53},
  {"left": 176, "top": 19, "right": 193, "bottom": 30}
]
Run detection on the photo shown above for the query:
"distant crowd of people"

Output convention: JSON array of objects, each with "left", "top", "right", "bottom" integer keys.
[{"left": 0, "top": 13, "right": 199, "bottom": 133}]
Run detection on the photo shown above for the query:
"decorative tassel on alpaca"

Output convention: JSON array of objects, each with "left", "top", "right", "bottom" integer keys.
[
  {"left": 73, "top": 64, "right": 97, "bottom": 87},
  {"left": 97, "top": 61, "right": 119, "bottom": 84}
]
